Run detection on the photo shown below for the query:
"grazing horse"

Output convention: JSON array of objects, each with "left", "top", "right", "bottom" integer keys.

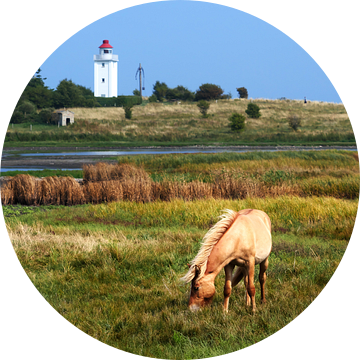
[{"left": 181, "top": 209, "right": 272, "bottom": 312}]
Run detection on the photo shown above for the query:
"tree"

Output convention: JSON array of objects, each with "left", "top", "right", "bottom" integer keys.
[
  {"left": 36, "top": 108, "right": 55, "bottom": 124},
  {"left": 20, "top": 68, "right": 53, "bottom": 109},
  {"left": 153, "top": 81, "right": 169, "bottom": 102},
  {"left": 195, "top": 83, "right": 224, "bottom": 101},
  {"left": 165, "top": 85, "right": 195, "bottom": 102},
  {"left": 17, "top": 100, "right": 36, "bottom": 117},
  {"left": 229, "top": 113, "right": 246, "bottom": 132},
  {"left": 197, "top": 100, "right": 210, "bottom": 117},
  {"left": 236, "top": 87, "right": 248, "bottom": 99},
  {"left": 133, "top": 89, "right": 141, "bottom": 96},
  {"left": 245, "top": 103, "right": 261, "bottom": 118},
  {"left": 53, "top": 79, "right": 87, "bottom": 108},
  {"left": 11, "top": 100, "right": 37, "bottom": 124}
]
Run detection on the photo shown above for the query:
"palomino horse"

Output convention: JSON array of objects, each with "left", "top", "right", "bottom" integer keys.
[{"left": 181, "top": 209, "right": 272, "bottom": 312}]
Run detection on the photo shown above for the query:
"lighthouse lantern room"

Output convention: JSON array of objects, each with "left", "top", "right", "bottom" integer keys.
[{"left": 94, "top": 40, "right": 118, "bottom": 97}]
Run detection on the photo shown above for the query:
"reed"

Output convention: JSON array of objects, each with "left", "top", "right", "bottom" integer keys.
[
  {"left": 83, "top": 162, "right": 151, "bottom": 182},
  {"left": 83, "top": 181, "right": 123, "bottom": 204},
  {"left": 1, "top": 175, "right": 84, "bottom": 206},
  {"left": 1, "top": 160, "right": 358, "bottom": 206},
  {"left": 2, "top": 151, "right": 358, "bottom": 206}
]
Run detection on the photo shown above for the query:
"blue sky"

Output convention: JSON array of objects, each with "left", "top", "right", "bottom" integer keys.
[{"left": 39, "top": 1, "right": 340, "bottom": 102}]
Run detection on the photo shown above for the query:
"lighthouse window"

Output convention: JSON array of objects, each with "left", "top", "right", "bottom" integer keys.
[
  {"left": 104, "top": 50, "right": 109, "bottom": 53},
  {"left": 102, "top": 78, "right": 105, "bottom": 83},
  {"left": 102, "top": 63, "right": 105, "bottom": 67}
]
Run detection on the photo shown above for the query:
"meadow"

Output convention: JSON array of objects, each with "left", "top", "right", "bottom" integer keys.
[
  {"left": 4, "top": 99, "right": 354, "bottom": 147},
  {"left": 2, "top": 150, "right": 358, "bottom": 358}
]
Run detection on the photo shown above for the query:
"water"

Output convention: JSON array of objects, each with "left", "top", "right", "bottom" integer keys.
[
  {"left": 0, "top": 168, "right": 82, "bottom": 173},
  {"left": 19, "top": 148, "right": 265, "bottom": 157},
  {"left": 12, "top": 146, "right": 358, "bottom": 157},
  {"left": 1, "top": 146, "right": 356, "bottom": 172}
]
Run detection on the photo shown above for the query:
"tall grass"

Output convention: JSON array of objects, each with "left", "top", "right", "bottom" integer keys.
[{"left": 2, "top": 154, "right": 359, "bottom": 206}]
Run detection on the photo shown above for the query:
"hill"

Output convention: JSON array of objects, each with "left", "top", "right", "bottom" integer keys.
[{"left": 4, "top": 98, "right": 354, "bottom": 148}]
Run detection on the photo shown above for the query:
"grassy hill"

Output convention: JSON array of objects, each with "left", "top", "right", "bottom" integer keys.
[{"left": 4, "top": 98, "right": 354, "bottom": 148}]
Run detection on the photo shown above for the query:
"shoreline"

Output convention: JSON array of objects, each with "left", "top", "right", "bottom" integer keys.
[
  {"left": 2, "top": 144, "right": 357, "bottom": 152},
  {"left": 1, "top": 145, "right": 357, "bottom": 172}
]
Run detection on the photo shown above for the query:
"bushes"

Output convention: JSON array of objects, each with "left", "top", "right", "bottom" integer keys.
[
  {"left": 195, "top": 83, "right": 224, "bottom": 101},
  {"left": 288, "top": 115, "right": 301, "bottom": 131},
  {"left": 197, "top": 100, "right": 210, "bottom": 118},
  {"left": 229, "top": 113, "right": 246, "bottom": 132},
  {"left": 236, "top": 87, "right": 248, "bottom": 99},
  {"left": 245, "top": 103, "right": 261, "bottom": 118}
]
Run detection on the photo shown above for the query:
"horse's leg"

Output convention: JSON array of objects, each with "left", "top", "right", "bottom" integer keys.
[
  {"left": 259, "top": 257, "right": 269, "bottom": 304},
  {"left": 223, "top": 264, "right": 235, "bottom": 312},
  {"left": 245, "top": 258, "right": 256, "bottom": 313},
  {"left": 231, "top": 267, "right": 245, "bottom": 287},
  {"left": 243, "top": 274, "right": 251, "bottom": 306}
]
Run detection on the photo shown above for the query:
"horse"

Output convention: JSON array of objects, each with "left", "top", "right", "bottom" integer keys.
[{"left": 181, "top": 209, "right": 272, "bottom": 313}]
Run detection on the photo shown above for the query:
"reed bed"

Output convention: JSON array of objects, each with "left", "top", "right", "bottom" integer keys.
[{"left": 1, "top": 161, "right": 358, "bottom": 206}]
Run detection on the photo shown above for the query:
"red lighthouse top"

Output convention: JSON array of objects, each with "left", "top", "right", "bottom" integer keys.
[{"left": 99, "top": 40, "right": 113, "bottom": 49}]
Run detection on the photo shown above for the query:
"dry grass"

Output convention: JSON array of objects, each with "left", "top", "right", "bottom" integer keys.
[
  {"left": 1, "top": 174, "right": 84, "bottom": 205},
  {"left": 83, "top": 163, "right": 150, "bottom": 182},
  {"left": 0, "top": 169, "right": 295, "bottom": 206},
  {"left": 2, "top": 165, "right": 357, "bottom": 206},
  {"left": 65, "top": 99, "right": 351, "bottom": 140}
]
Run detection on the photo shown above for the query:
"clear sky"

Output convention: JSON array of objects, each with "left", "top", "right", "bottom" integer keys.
[{"left": 39, "top": 1, "right": 340, "bottom": 102}]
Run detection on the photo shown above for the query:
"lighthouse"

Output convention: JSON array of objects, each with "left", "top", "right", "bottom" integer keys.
[{"left": 94, "top": 40, "right": 118, "bottom": 97}]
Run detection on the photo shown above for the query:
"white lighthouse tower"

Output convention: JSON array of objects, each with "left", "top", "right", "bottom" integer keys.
[{"left": 94, "top": 40, "right": 118, "bottom": 97}]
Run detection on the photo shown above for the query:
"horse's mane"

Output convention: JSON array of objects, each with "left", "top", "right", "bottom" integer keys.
[{"left": 180, "top": 209, "right": 239, "bottom": 283}]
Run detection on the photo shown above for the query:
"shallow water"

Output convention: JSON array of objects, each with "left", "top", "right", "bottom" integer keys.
[
  {"left": 13, "top": 147, "right": 358, "bottom": 157},
  {"left": 1, "top": 146, "right": 356, "bottom": 172}
]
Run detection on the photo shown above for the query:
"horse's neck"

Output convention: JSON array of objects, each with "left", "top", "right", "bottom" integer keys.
[{"left": 205, "top": 234, "right": 234, "bottom": 278}]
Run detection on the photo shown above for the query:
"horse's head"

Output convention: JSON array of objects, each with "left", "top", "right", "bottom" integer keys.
[{"left": 188, "top": 265, "right": 216, "bottom": 311}]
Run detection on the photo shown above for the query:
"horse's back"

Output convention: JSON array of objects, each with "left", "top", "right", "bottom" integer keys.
[{"left": 236, "top": 209, "right": 272, "bottom": 264}]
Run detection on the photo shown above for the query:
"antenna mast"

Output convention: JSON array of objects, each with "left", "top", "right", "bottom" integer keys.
[{"left": 135, "top": 63, "right": 145, "bottom": 97}]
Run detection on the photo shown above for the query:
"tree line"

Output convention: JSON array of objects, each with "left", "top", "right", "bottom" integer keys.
[
  {"left": 141, "top": 82, "right": 248, "bottom": 103},
  {"left": 11, "top": 68, "right": 249, "bottom": 124}
]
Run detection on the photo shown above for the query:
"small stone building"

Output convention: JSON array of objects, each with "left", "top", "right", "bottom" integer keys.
[{"left": 52, "top": 110, "right": 75, "bottom": 126}]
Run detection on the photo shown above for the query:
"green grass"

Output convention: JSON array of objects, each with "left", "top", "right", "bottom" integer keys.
[
  {"left": 2, "top": 149, "right": 357, "bottom": 358},
  {"left": 5, "top": 197, "right": 350, "bottom": 358},
  {"left": 0, "top": 169, "right": 83, "bottom": 178}
]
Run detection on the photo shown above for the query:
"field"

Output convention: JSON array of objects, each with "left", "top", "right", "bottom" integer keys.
[
  {"left": 4, "top": 99, "right": 354, "bottom": 147},
  {"left": 2, "top": 150, "right": 358, "bottom": 358}
]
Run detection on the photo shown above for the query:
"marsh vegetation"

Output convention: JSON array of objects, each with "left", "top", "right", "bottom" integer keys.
[{"left": 2, "top": 150, "right": 358, "bottom": 358}]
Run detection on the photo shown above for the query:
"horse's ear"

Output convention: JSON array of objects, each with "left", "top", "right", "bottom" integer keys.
[
  {"left": 195, "top": 265, "right": 201, "bottom": 277},
  {"left": 187, "top": 263, "right": 191, "bottom": 268}
]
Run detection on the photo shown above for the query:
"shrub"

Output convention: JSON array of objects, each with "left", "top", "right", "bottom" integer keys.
[
  {"left": 197, "top": 100, "right": 210, "bottom": 118},
  {"left": 245, "top": 103, "right": 261, "bottom": 118},
  {"left": 229, "top": 113, "right": 246, "bottom": 132},
  {"left": 10, "top": 111, "right": 24, "bottom": 124},
  {"left": 36, "top": 108, "right": 54, "bottom": 124},
  {"left": 195, "top": 83, "right": 224, "bottom": 101},
  {"left": 288, "top": 115, "right": 301, "bottom": 131},
  {"left": 148, "top": 94, "right": 157, "bottom": 103},
  {"left": 236, "top": 87, "right": 248, "bottom": 99},
  {"left": 124, "top": 106, "right": 132, "bottom": 119}
]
